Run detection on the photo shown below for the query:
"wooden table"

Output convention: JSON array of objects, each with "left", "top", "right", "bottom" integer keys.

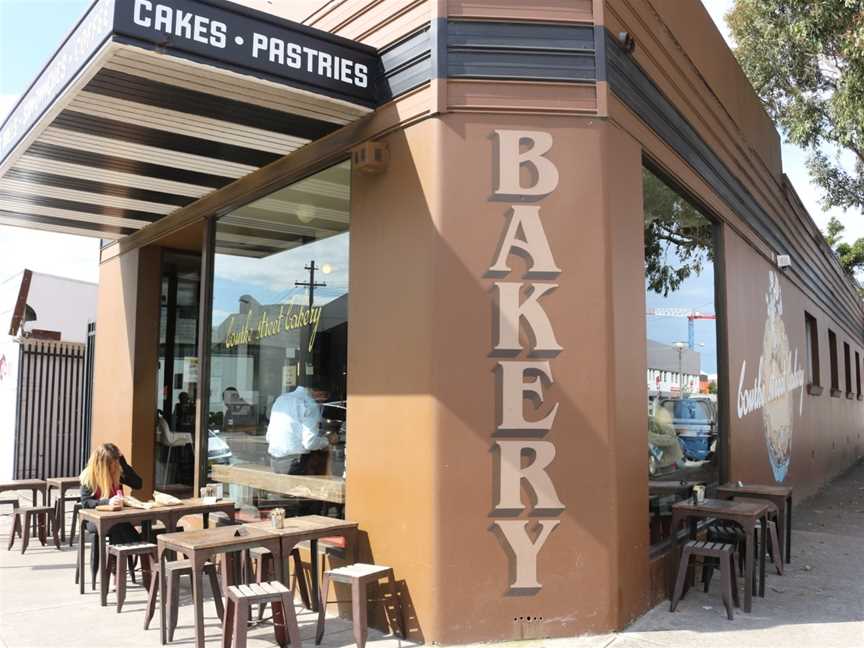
[
  {"left": 78, "top": 499, "right": 236, "bottom": 606},
  {"left": 649, "top": 480, "right": 700, "bottom": 497},
  {"left": 157, "top": 525, "right": 283, "bottom": 648},
  {"left": 45, "top": 477, "right": 80, "bottom": 542},
  {"left": 717, "top": 483, "right": 792, "bottom": 564},
  {"left": 248, "top": 515, "right": 360, "bottom": 613},
  {"left": 0, "top": 479, "right": 46, "bottom": 505},
  {"left": 671, "top": 498, "right": 771, "bottom": 612}
]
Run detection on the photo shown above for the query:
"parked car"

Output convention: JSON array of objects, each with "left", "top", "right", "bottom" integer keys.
[
  {"left": 659, "top": 397, "right": 717, "bottom": 462},
  {"left": 207, "top": 429, "right": 232, "bottom": 465}
]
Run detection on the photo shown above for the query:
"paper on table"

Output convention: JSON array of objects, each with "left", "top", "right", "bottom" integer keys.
[{"left": 153, "top": 491, "right": 182, "bottom": 506}]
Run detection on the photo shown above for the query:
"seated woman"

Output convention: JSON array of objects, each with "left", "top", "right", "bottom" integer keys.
[{"left": 79, "top": 443, "right": 143, "bottom": 576}]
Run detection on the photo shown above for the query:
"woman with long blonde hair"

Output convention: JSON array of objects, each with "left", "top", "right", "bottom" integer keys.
[{"left": 79, "top": 443, "right": 143, "bottom": 579}]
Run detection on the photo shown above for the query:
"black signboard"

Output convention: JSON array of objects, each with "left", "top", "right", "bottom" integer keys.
[{"left": 112, "top": 0, "right": 381, "bottom": 105}]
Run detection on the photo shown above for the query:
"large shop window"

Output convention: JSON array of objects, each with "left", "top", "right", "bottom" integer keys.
[
  {"left": 207, "top": 161, "right": 350, "bottom": 521},
  {"left": 643, "top": 167, "right": 722, "bottom": 548}
]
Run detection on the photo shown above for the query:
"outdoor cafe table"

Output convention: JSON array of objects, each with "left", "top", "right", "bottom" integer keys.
[
  {"left": 248, "top": 514, "right": 360, "bottom": 613},
  {"left": 0, "top": 479, "right": 46, "bottom": 506},
  {"left": 45, "top": 476, "right": 80, "bottom": 541},
  {"left": 671, "top": 498, "right": 771, "bottom": 613},
  {"left": 716, "top": 482, "right": 793, "bottom": 564},
  {"left": 78, "top": 498, "right": 236, "bottom": 606},
  {"left": 157, "top": 525, "right": 283, "bottom": 648}
]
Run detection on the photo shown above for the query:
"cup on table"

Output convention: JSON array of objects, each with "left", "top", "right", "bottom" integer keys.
[
  {"left": 200, "top": 485, "right": 218, "bottom": 505},
  {"left": 692, "top": 484, "right": 705, "bottom": 504},
  {"left": 270, "top": 508, "right": 285, "bottom": 529}
]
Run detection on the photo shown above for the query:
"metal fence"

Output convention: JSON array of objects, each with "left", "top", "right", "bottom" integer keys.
[
  {"left": 13, "top": 338, "right": 88, "bottom": 480},
  {"left": 82, "top": 321, "right": 96, "bottom": 468}
]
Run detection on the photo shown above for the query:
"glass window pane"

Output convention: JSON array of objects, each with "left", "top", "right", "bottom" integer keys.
[
  {"left": 644, "top": 167, "right": 721, "bottom": 548},
  {"left": 208, "top": 161, "right": 350, "bottom": 521}
]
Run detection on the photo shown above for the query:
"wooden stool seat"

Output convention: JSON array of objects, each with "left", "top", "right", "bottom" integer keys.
[
  {"left": 671, "top": 540, "right": 739, "bottom": 620},
  {"left": 144, "top": 558, "right": 223, "bottom": 640},
  {"left": 250, "top": 545, "right": 310, "bottom": 617},
  {"left": 316, "top": 564, "right": 405, "bottom": 648},
  {"left": 223, "top": 581, "right": 300, "bottom": 648},
  {"left": 107, "top": 542, "right": 157, "bottom": 613},
  {"left": 8, "top": 506, "right": 59, "bottom": 553}
]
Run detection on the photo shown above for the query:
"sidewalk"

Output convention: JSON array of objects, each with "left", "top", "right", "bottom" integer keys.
[
  {"left": 613, "top": 460, "right": 864, "bottom": 647},
  {"left": 2, "top": 462, "right": 863, "bottom": 648},
  {"left": 0, "top": 508, "right": 406, "bottom": 648}
]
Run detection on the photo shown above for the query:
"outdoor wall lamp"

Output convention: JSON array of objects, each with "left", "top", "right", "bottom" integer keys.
[
  {"left": 352, "top": 141, "right": 390, "bottom": 174},
  {"left": 776, "top": 253, "right": 792, "bottom": 270},
  {"left": 617, "top": 31, "right": 636, "bottom": 54}
]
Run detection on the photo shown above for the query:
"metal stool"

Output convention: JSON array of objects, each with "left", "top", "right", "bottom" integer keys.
[
  {"left": 316, "top": 563, "right": 405, "bottom": 648},
  {"left": 7, "top": 505, "right": 59, "bottom": 553},
  {"left": 144, "top": 558, "right": 223, "bottom": 640},
  {"left": 223, "top": 581, "right": 299, "bottom": 648},
  {"left": 671, "top": 540, "right": 739, "bottom": 620},
  {"left": 249, "top": 546, "right": 310, "bottom": 618},
  {"left": 1, "top": 498, "right": 21, "bottom": 539},
  {"left": 107, "top": 542, "right": 157, "bottom": 612}
]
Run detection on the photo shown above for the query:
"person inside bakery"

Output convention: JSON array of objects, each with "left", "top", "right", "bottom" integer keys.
[{"left": 266, "top": 378, "right": 337, "bottom": 476}]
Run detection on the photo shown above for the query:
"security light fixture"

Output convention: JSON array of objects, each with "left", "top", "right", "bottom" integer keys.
[{"left": 617, "top": 31, "right": 636, "bottom": 53}]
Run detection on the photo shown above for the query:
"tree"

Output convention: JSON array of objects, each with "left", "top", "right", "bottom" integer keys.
[
  {"left": 727, "top": 1, "right": 864, "bottom": 211},
  {"left": 643, "top": 169, "right": 714, "bottom": 297},
  {"left": 822, "top": 216, "right": 864, "bottom": 276}
]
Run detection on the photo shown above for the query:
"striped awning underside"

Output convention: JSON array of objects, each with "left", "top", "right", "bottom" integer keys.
[{"left": 0, "top": 42, "right": 369, "bottom": 241}]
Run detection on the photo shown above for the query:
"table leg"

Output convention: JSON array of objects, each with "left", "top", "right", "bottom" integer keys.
[
  {"left": 668, "top": 511, "right": 682, "bottom": 599},
  {"left": 31, "top": 489, "right": 39, "bottom": 536},
  {"left": 203, "top": 512, "right": 209, "bottom": 529},
  {"left": 191, "top": 555, "right": 206, "bottom": 648},
  {"left": 78, "top": 516, "right": 86, "bottom": 595},
  {"left": 159, "top": 546, "right": 167, "bottom": 645},
  {"left": 99, "top": 526, "right": 110, "bottom": 607},
  {"left": 310, "top": 538, "right": 320, "bottom": 613},
  {"left": 759, "top": 514, "right": 767, "bottom": 598},
  {"left": 58, "top": 487, "right": 66, "bottom": 543},
  {"left": 786, "top": 496, "right": 792, "bottom": 564},
  {"left": 351, "top": 529, "right": 359, "bottom": 563},
  {"left": 743, "top": 522, "right": 754, "bottom": 613},
  {"left": 281, "top": 541, "right": 291, "bottom": 588}
]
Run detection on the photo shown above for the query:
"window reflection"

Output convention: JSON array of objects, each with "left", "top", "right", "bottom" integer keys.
[
  {"left": 208, "top": 161, "right": 350, "bottom": 521},
  {"left": 643, "top": 167, "right": 721, "bottom": 547}
]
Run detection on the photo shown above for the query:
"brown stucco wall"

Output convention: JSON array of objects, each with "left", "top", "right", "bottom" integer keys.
[
  {"left": 91, "top": 246, "right": 160, "bottom": 497},
  {"left": 346, "top": 110, "right": 652, "bottom": 643},
  {"left": 723, "top": 228, "right": 864, "bottom": 500}
]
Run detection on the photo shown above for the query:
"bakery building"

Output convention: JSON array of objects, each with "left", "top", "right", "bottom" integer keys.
[{"left": 1, "top": 0, "right": 862, "bottom": 643}]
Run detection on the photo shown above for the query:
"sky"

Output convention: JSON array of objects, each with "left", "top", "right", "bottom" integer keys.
[
  {"left": 0, "top": 0, "right": 98, "bottom": 285},
  {"left": 0, "top": 1, "right": 860, "bottom": 289}
]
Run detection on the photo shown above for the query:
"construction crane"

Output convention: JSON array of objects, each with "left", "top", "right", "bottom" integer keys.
[{"left": 646, "top": 308, "right": 716, "bottom": 350}]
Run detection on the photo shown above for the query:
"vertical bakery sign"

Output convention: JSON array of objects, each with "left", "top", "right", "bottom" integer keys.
[
  {"left": 736, "top": 271, "right": 805, "bottom": 482},
  {"left": 488, "top": 131, "right": 564, "bottom": 591}
]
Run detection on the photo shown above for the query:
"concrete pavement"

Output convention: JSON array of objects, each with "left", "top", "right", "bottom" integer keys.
[{"left": 2, "top": 461, "right": 864, "bottom": 647}]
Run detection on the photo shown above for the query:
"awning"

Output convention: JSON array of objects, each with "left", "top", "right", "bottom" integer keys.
[{"left": 0, "top": 0, "right": 382, "bottom": 240}]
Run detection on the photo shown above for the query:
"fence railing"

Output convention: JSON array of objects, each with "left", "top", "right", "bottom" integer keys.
[{"left": 13, "top": 338, "right": 88, "bottom": 480}]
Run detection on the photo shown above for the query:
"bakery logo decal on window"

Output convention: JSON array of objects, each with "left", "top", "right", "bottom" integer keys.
[
  {"left": 736, "top": 271, "right": 804, "bottom": 482},
  {"left": 125, "top": 0, "right": 371, "bottom": 92},
  {"left": 224, "top": 303, "right": 322, "bottom": 352},
  {"left": 488, "top": 131, "right": 564, "bottom": 592}
]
